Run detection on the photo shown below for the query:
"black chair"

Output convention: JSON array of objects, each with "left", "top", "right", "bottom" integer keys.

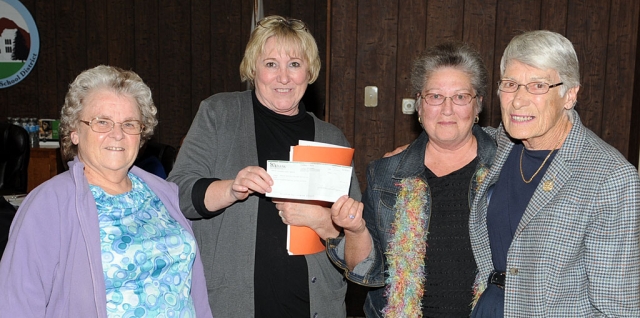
[
  {"left": 134, "top": 141, "right": 177, "bottom": 179},
  {"left": 0, "top": 195, "right": 17, "bottom": 260},
  {"left": 0, "top": 123, "right": 30, "bottom": 195}
]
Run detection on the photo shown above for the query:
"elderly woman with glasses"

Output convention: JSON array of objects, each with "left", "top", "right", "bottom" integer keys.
[
  {"left": 470, "top": 30, "right": 640, "bottom": 317},
  {"left": 328, "top": 42, "right": 497, "bottom": 317},
  {"left": 0, "top": 65, "right": 212, "bottom": 318},
  {"left": 167, "top": 15, "right": 360, "bottom": 317}
]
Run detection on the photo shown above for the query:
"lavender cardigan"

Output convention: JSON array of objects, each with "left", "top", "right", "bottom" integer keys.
[{"left": 0, "top": 157, "right": 212, "bottom": 318}]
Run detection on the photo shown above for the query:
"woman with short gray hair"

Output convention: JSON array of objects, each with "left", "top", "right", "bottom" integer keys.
[
  {"left": 470, "top": 30, "right": 640, "bottom": 317},
  {"left": 0, "top": 65, "right": 212, "bottom": 317},
  {"left": 328, "top": 41, "right": 497, "bottom": 317}
]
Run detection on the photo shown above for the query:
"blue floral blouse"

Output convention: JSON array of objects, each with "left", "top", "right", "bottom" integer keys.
[{"left": 91, "top": 173, "right": 196, "bottom": 317}]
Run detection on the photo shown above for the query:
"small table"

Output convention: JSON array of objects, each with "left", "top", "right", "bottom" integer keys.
[{"left": 27, "top": 147, "right": 64, "bottom": 192}]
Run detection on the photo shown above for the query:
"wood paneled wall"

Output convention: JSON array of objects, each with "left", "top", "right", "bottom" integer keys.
[
  {"left": 5, "top": 0, "right": 638, "bottom": 186},
  {"left": 328, "top": 0, "right": 640, "bottom": 189},
  {"left": 0, "top": 0, "right": 327, "bottom": 149}
]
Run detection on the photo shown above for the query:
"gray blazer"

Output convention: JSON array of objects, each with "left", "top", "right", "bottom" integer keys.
[
  {"left": 168, "top": 90, "right": 361, "bottom": 317},
  {"left": 470, "top": 110, "right": 640, "bottom": 317}
]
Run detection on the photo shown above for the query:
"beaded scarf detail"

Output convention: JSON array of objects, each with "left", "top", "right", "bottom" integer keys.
[{"left": 382, "top": 178, "right": 429, "bottom": 318}]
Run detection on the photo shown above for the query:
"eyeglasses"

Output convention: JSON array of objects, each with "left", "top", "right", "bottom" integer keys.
[
  {"left": 497, "top": 80, "right": 563, "bottom": 95},
  {"left": 80, "top": 118, "right": 144, "bottom": 135},
  {"left": 256, "top": 17, "right": 309, "bottom": 32},
  {"left": 417, "top": 92, "right": 477, "bottom": 106}
]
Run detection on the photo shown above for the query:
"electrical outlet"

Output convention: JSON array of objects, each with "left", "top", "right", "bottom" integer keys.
[{"left": 402, "top": 98, "right": 416, "bottom": 114}]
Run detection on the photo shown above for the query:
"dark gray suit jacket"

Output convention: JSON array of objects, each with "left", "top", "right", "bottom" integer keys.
[
  {"left": 169, "top": 90, "right": 361, "bottom": 317},
  {"left": 470, "top": 110, "right": 640, "bottom": 317}
]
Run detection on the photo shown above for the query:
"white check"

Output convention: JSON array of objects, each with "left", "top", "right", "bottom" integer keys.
[{"left": 266, "top": 160, "right": 352, "bottom": 202}]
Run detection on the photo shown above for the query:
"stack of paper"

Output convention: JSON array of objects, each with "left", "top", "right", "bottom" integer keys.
[{"left": 266, "top": 140, "right": 354, "bottom": 255}]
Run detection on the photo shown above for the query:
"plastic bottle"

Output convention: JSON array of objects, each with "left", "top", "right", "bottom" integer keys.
[{"left": 28, "top": 118, "right": 40, "bottom": 148}]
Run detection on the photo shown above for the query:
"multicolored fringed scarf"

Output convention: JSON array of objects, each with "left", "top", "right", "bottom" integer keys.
[
  {"left": 472, "top": 272, "right": 487, "bottom": 308},
  {"left": 471, "top": 166, "right": 490, "bottom": 309},
  {"left": 382, "top": 178, "right": 429, "bottom": 318}
]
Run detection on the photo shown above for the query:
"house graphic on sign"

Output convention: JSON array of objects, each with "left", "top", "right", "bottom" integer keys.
[{"left": 0, "top": 17, "right": 30, "bottom": 62}]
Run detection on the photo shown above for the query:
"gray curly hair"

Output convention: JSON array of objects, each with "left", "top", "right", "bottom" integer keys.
[
  {"left": 410, "top": 42, "right": 489, "bottom": 113},
  {"left": 59, "top": 65, "right": 158, "bottom": 161}
]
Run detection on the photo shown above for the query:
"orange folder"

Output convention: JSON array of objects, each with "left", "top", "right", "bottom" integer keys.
[
  {"left": 287, "top": 221, "right": 327, "bottom": 256},
  {"left": 290, "top": 144, "right": 354, "bottom": 166},
  {"left": 286, "top": 142, "right": 355, "bottom": 255}
]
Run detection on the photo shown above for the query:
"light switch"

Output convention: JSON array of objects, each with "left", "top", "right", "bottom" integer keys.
[{"left": 364, "top": 86, "right": 378, "bottom": 107}]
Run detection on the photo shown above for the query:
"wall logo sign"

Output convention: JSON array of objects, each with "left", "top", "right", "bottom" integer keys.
[{"left": 0, "top": 0, "right": 40, "bottom": 89}]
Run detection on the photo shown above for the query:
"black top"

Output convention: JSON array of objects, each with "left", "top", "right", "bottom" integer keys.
[
  {"left": 251, "top": 91, "right": 315, "bottom": 318},
  {"left": 487, "top": 143, "right": 557, "bottom": 271},
  {"left": 422, "top": 157, "right": 478, "bottom": 317}
]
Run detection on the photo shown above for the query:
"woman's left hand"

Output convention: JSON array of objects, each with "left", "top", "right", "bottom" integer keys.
[{"left": 330, "top": 195, "right": 365, "bottom": 234}]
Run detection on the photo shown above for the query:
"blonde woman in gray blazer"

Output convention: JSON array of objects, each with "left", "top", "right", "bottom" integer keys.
[
  {"left": 168, "top": 16, "right": 360, "bottom": 318},
  {"left": 470, "top": 30, "right": 640, "bottom": 317}
]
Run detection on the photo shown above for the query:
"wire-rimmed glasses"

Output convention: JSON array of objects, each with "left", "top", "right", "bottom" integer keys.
[
  {"left": 497, "top": 80, "right": 563, "bottom": 95},
  {"left": 80, "top": 118, "right": 144, "bottom": 135},
  {"left": 417, "top": 92, "right": 477, "bottom": 106}
]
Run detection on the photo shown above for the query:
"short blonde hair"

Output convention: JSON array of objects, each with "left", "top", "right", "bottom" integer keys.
[{"left": 239, "top": 15, "right": 321, "bottom": 85}]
